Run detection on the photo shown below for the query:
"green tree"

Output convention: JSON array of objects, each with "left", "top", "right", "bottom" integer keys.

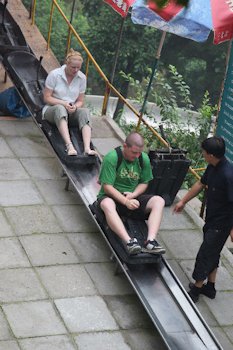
[
  {"left": 22, "top": 0, "right": 88, "bottom": 63},
  {"left": 161, "top": 34, "right": 228, "bottom": 108},
  {"left": 82, "top": 0, "right": 163, "bottom": 117}
]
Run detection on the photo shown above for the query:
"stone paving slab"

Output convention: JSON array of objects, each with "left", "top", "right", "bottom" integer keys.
[
  {"left": 20, "top": 158, "right": 62, "bottom": 180},
  {"left": 0, "top": 238, "right": 30, "bottom": 269},
  {"left": 19, "top": 335, "right": 77, "bottom": 350},
  {"left": 3, "top": 301, "right": 67, "bottom": 338},
  {"left": 5, "top": 206, "right": 62, "bottom": 235},
  {"left": 0, "top": 211, "right": 14, "bottom": 237},
  {"left": 160, "top": 229, "right": 202, "bottom": 259},
  {"left": 224, "top": 327, "right": 233, "bottom": 345},
  {"left": 0, "top": 309, "right": 14, "bottom": 341},
  {"left": 214, "top": 266, "right": 233, "bottom": 290},
  {"left": 160, "top": 206, "right": 196, "bottom": 230},
  {"left": 19, "top": 335, "right": 76, "bottom": 350},
  {"left": 36, "top": 265, "right": 96, "bottom": 298},
  {"left": 67, "top": 232, "right": 111, "bottom": 263},
  {"left": 0, "top": 159, "right": 29, "bottom": 180},
  {"left": 19, "top": 234, "right": 79, "bottom": 266},
  {"left": 92, "top": 137, "right": 122, "bottom": 157},
  {"left": 52, "top": 205, "right": 97, "bottom": 233},
  {"left": 34, "top": 179, "right": 82, "bottom": 205},
  {"left": 0, "top": 180, "right": 43, "bottom": 206},
  {"left": 55, "top": 296, "right": 119, "bottom": 333},
  {"left": 0, "top": 268, "right": 47, "bottom": 303},
  {"left": 0, "top": 341, "right": 20, "bottom": 350},
  {"left": 0, "top": 137, "right": 14, "bottom": 157},
  {"left": 74, "top": 331, "right": 131, "bottom": 350},
  {"left": 212, "top": 327, "right": 233, "bottom": 350},
  {"left": 85, "top": 263, "right": 134, "bottom": 296},
  {"left": 0, "top": 120, "right": 39, "bottom": 137},
  {"left": 6, "top": 136, "right": 54, "bottom": 158},
  {"left": 205, "top": 293, "right": 233, "bottom": 326}
]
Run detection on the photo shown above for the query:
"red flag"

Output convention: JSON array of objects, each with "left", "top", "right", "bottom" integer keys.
[
  {"left": 148, "top": 0, "right": 183, "bottom": 21},
  {"left": 104, "top": 0, "right": 136, "bottom": 17},
  {"left": 211, "top": 0, "right": 233, "bottom": 44}
]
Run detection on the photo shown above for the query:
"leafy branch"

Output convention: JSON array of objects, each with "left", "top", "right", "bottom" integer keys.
[{"left": 149, "top": 0, "right": 189, "bottom": 8}]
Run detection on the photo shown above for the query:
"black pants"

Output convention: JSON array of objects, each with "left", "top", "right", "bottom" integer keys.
[
  {"left": 98, "top": 194, "right": 155, "bottom": 220},
  {"left": 192, "top": 227, "right": 230, "bottom": 281}
]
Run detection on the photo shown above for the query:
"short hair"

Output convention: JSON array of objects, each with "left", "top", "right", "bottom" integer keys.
[
  {"left": 201, "top": 136, "right": 225, "bottom": 159},
  {"left": 65, "top": 48, "right": 83, "bottom": 64},
  {"left": 125, "top": 132, "right": 144, "bottom": 148}
]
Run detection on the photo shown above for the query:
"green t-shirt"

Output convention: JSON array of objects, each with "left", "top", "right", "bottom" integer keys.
[{"left": 97, "top": 148, "right": 153, "bottom": 199}]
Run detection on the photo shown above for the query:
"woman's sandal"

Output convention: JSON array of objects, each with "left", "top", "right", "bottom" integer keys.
[{"left": 66, "top": 143, "right": 77, "bottom": 156}]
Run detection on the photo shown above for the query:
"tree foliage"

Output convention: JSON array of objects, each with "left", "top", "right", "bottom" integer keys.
[
  {"left": 118, "top": 68, "right": 217, "bottom": 191},
  {"left": 22, "top": 0, "right": 228, "bottom": 111},
  {"left": 149, "top": 0, "right": 189, "bottom": 7}
]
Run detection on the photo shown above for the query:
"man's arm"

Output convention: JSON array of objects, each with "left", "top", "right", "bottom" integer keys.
[
  {"left": 124, "top": 183, "right": 148, "bottom": 199},
  {"left": 103, "top": 184, "right": 140, "bottom": 210},
  {"left": 173, "top": 180, "right": 205, "bottom": 213}
]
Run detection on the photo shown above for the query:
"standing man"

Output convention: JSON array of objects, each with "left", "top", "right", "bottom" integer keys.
[
  {"left": 173, "top": 136, "right": 233, "bottom": 302},
  {"left": 97, "top": 132, "right": 165, "bottom": 255}
]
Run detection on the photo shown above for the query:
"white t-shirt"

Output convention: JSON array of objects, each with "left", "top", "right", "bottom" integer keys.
[{"left": 42, "top": 65, "right": 86, "bottom": 114}]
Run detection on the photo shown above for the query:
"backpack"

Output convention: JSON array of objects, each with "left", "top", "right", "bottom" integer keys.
[
  {"left": 115, "top": 146, "right": 144, "bottom": 171},
  {"left": 0, "top": 87, "right": 30, "bottom": 118}
]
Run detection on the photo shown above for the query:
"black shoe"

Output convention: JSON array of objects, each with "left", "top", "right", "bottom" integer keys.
[
  {"left": 188, "top": 288, "right": 200, "bottom": 303},
  {"left": 142, "top": 240, "right": 165, "bottom": 254},
  {"left": 126, "top": 238, "right": 141, "bottom": 255},
  {"left": 189, "top": 282, "right": 216, "bottom": 299}
]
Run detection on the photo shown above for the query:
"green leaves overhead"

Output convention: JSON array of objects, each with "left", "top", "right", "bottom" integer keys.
[{"left": 150, "top": 0, "right": 189, "bottom": 7}]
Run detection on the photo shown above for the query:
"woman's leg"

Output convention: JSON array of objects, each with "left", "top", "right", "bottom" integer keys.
[
  {"left": 44, "top": 105, "right": 77, "bottom": 155},
  {"left": 72, "top": 108, "right": 97, "bottom": 155}
]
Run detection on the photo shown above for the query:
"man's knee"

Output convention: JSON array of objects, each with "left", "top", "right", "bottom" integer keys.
[
  {"left": 149, "top": 195, "right": 165, "bottom": 208},
  {"left": 100, "top": 197, "right": 116, "bottom": 212}
]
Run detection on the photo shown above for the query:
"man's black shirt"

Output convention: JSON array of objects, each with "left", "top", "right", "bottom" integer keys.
[{"left": 201, "top": 157, "right": 233, "bottom": 230}]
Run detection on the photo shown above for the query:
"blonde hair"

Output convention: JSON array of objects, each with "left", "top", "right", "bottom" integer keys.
[{"left": 65, "top": 48, "right": 83, "bottom": 63}]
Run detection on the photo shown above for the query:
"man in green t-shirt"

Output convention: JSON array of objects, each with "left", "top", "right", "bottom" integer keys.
[{"left": 97, "top": 132, "right": 165, "bottom": 255}]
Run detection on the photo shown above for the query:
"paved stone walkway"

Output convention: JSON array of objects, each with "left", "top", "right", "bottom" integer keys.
[
  {"left": 0, "top": 117, "right": 167, "bottom": 350},
  {"left": 0, "top": 116, "right": 233, "bottom": 349},
  {"left": 0, "top": 1, "right": 233, "bottom": 349}
]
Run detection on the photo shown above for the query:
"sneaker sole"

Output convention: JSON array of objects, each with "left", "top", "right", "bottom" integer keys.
[
  {"left": 128, "top": 247, "right": 142, "bottom": 255},
  {"left": 141, "top": 247, "right": 165, "bottom": 255}
]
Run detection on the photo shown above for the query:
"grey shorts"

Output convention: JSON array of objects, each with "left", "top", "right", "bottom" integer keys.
[{"left": 43, "top": 104, "right": 91, "bottom": 130}]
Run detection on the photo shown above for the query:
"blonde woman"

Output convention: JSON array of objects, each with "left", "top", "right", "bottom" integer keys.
[{"left": 42, "top": 49, "right": 96, "bottom": 156}]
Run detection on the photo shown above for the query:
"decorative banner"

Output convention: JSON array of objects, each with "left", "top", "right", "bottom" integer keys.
[
  {"left": 104, "top": 0, "right": 136, "bottom": 17},
  {"left": 132, "top": 0, "right": 233, "bottom": 44},
  {"left": 131, "top": 0, "right": 212, "bottom": 42},
  {"left": 211, "top": 0, "right": 233, "bottom": 44},
  {"left": 216, "top": 43, "right": 233, "bottom": 163}
]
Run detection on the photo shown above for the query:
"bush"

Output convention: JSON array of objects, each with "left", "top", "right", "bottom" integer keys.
[{"left": 118, "top": 66, "right": 217, "bottom": 192}]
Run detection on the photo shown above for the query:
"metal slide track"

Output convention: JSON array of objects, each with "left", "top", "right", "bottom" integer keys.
[
  {"left": 58, "top": 164, "right": 223, "bottom": 350},
  {"left": 0, "top": 32, "right": 222, "bottom": 350},
  {"left": 1, "top": 70, "right": 222, "bottom": 349}
]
